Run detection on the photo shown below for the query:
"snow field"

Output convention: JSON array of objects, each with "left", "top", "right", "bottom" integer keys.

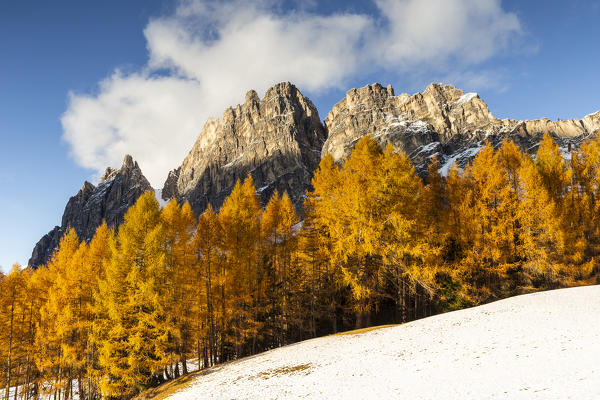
[{"left": 165, "top": 285, "right": 600, "bottom": 400}]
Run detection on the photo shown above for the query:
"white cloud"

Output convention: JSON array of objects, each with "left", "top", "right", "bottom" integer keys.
[
  {"left": 62, "top": 0, "right": 521, "bottom": 188},
  {"left": 62, "top": 73, "right": 209, "bottom": 185},
  {"left": 374, "top": 0, "right": 520, "bottom": 65}
]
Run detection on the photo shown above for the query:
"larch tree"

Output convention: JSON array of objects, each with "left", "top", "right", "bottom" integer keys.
[
  {"left": 302, "top": 153, "right": 342, "bottom": 333},
  {"left": 218, "top": 177, "right": 262, "bottom": 357},
  {"left": 1, "top": 264, "right": 27, "bottom": 400},
  {"left": 464, "top": 142, "right": 509, "bottom": 299},
  {"left": 261, "top": 191, "right": 300, "bottom": 346},
  {"left": 94, "top": 192, "right": 174, "bottom": 398},
  {"left": 160, "top": 200, "right": 196, "bottom": 376},
  {"left": 330, "top": 136, "right": 385, "bottom": 328},
  {"left": 378, "top": 144, "right": 433, "bottom": 322},
  {"left": 193, "top": 204, "right": 221, "bottom": 367},
  {"left": 35, "top": 228, "right": 80, "bottom": 400},
  {"left": 519, "top": 135, "right": 571, "bottom": 280},
  {"left": 84, "top": 222, "right": 113, "bottom": 400}
]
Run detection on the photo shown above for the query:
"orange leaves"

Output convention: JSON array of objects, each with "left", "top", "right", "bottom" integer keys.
[{"left": 308, "top": 136, "right": 427, "bottom": 315}]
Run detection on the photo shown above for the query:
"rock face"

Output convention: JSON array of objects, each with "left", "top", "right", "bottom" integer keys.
[
  {"left": 162, "top": 82, "right": 326, "bottom": 214},
  {"left": 29, "top": 155, "right": 153, "bottom": 268},
  {"left": 323, "top": 83, "right": 599, "bottom": 175},
  {"left": 29, "top": 81, "right": 600, "bottom": 268}
]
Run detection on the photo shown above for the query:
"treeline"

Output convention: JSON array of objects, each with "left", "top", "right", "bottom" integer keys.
[{"left": 2, "top": 134, "right": 599, "bottom": 400}]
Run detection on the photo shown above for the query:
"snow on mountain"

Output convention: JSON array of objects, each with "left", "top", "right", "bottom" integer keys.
[
  {"left": 154, "top": 189, "right": 169, "bottom": 209},
  {"left": 163, "top": 285, "right": 600, "bottom": 400},
  {"left": 455, "top": 92, "right": 478, "bottom": 106},
  {"left": 439, "top": 144, "right": 483, "bottom": 176}
]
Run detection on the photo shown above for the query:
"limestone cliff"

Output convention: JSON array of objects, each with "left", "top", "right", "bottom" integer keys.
[
  {"left": 323, "top": 83, "right": 599, "bottom": 174},
  {"left": 29, "top": 81, "right": 600, "bottom": 267},
  {"left": 162, "top": 82, "right": 326, "bottom": 214}
]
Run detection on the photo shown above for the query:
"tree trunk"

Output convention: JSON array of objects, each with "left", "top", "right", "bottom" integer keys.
[
  {"left": 5, "top": 299, "right": 15, "bottom": 400},
  {"left": 181, "top": 357, "right": 188, "bottom": 375},
  {"left": 401, "top": 277, "right": 407, "bottom": 323},
  {"left": 24, "top": 301, "right": 34, "bottom": 400},
  {"left": 205, "top": 256, "right": 216, "bottom": 367},
  {"left": 310, "top": 258, "right": 316, "bottom": 338},
  {"left": 174, "top": 361, "right": 180, "bottom": 379},
  {"left": 331, "top": 303, "right": 337, "bottom": 334},
  {"left": 12, "top": 368, "right": 18, "bottom": 400}
]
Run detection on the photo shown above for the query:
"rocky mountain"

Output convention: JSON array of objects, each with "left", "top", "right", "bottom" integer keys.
[
  {"left": 29, "top": 155, "right": 152, "bottom": 268},
  {"left": 323, "top": 83, "right": 600, "bottom": 175},
  {"left": 30, "top": 81, "right": 600, "bottom": 268},
  {"left": 161, "top": 81, "right": 326, "bottom": 214}
]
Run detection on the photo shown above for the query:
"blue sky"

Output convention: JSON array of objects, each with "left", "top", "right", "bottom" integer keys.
[{"left": 1, "top": 0, "right": 599, "bottom": 271}]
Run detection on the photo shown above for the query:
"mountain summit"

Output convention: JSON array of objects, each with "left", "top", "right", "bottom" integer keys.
[
  {"left": 323, "top": 82, "right": 600, "bottom": 175},
  {"left": 29, "top": 154, "right": 152, "bottom": 267},
  {"left": 161, "top": 81, "right": 326, "bottom": 214},
  {"left": 29, "top": 82, "right": 600, "bottom": 267}
]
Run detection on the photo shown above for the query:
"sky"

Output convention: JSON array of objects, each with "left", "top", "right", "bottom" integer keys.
[{"left": 1, "top": 0, "right": 599, "bottom": 272}]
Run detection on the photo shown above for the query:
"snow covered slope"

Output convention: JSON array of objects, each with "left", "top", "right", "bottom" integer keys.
[{"left": 166, "top": 286, "right": 600, "bottom": 399}]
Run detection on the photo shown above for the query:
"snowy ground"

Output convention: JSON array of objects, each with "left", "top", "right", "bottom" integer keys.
[{"left": 166, "top": 286, "right": 600, "bottom": 400}]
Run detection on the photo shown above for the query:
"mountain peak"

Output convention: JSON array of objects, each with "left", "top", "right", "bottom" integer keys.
[
  {"left": 29, "top": 155, "right": 153, "bottom": 268},
  {"left": 161, "top": 81, "right": 326, "bottom": 214},
  {"left": 122, "top": 154, "right": 136, "bottom": 169},
  {"left": 100, "top": 167, "right": 117, "bottom": 183},
  {"left": 80, "top": 180, "right": 95, "bottom": 194},
  {"left": 245, "top": 89, "right": 260, "bottom": 104}
]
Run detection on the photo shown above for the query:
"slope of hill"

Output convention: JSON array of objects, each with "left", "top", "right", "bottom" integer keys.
[{"left": 152, "top": 285, "right": 599, "bottom": 400}]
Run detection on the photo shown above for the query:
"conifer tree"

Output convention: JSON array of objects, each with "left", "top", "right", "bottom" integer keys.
[
  {"left": 160, "top": 200, "right": 196, "bottom": 375},
  {"left": 94, "top": 192, "right": 174, "bottom": 398},
  {"left": 193, "top": 204, "right": 221, "bottom": 366},
  {"left": 519, "top": 135, "right": 571, "bottom": 277},
  {"left": 84, "top": 222, "right": 113, "bottom": 400},
  {"left": 298, "top": 198, "right": 337, "bottom": 336},
  {"left": 1, "top": 264, "right": 27, "bottom": 400},
  {"left": 331, "top": 136, "right": 385, "bottom": 328},
  {"left": 260, "top": 191, "right": 283, "bottom": 345},
  {"left": 566, "top": 139, "right": 600, "bottom": 269},
  {"left": 379, "top": 144, "right": 432, "bottom": 321},
  {"left": 35, "top": 228, "right": 80, "bottom": 400},
  {"left": 261, "top": 191, "right": 300, "bottom": 345},
  {"left": 303, "top": 153, "right": 342, "bottom": 332},
  {"left": 461, "top": 141, "right": 523, "bottom": 299},
  {"left": 218, "top": 177, "right": 262, "bottom": 357}
]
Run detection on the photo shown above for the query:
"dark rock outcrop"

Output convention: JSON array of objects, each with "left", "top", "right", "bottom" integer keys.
[
  {"left": 162, "top": 82, "right": 327, "bottom": 213},
  {"left": 28, "top": 155, "right": 152, "bottom": 268},
  {"left": 161, "top": 167, "right": 180, "bottom": 201},
  {"left": 29, "top": 226, "right": 62, "bottom": 271}
]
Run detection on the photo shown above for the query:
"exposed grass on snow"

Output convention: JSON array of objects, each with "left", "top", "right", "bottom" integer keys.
[
  {"left": 252, "top": 364, "right": 312, "bottom": 380},
  {"left": 333, "top": 324, "right": 399, "bottom": 336},
  {"left": 133, "top": 370, "right": 207, "bottom": 400}
]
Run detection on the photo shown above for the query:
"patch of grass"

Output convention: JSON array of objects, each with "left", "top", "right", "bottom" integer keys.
[
  {"left": 334, "top": 324, "right": 399, "bottom": 336},
  {"left": 253, "top": 364, "right": 312, "bottom": 380},
  {"left": 133, "top": 368, "right": 213, "bottom": 400}
]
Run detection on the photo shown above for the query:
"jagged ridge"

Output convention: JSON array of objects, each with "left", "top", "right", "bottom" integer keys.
[
  {"left": 29, "top": 155, "right": 152, "bottom": 267},
  {"left": 323, "top": 82, "right": 600, "bottom": 175},
  {"left": 30, "top": 81, "right": 600, "bottom": 267},
  {"left": 162, "top": 81, "right": 326, "bottom": 215}
]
